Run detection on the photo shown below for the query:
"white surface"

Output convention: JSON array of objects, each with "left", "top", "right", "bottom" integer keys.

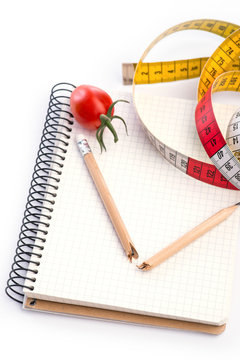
[
  {"left": 24, "top": 93, "right": 240, "bottom": 325},
  {"left": 1, "top": 1, "right": 240, "bottom": 359}
]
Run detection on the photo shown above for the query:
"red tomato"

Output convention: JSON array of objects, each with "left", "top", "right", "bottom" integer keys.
[{"left": 70, "top": 85, "right": 114, "bottom": 130}]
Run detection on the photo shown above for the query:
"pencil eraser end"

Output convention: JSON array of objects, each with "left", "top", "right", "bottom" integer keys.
[{"left": 76, "top": 134, "right": 92, "bottom": 156}]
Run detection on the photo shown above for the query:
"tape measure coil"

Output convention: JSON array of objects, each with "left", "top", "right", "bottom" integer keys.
[{"left": 123, "top": 19, "right": 240, "bottom": 190}]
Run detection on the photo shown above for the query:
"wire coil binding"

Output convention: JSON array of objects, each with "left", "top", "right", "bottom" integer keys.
[{"left": 5, "top": 82, "right": 76, "bottom": 303}]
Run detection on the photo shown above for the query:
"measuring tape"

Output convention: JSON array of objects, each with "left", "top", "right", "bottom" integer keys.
[{"left": 122, "top": 19, "right": 240, "bottom": 190}]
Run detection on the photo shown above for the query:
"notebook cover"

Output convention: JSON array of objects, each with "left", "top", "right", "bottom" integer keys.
[{"left": 24, "top": 297, "right": 226, "bottom": 335}]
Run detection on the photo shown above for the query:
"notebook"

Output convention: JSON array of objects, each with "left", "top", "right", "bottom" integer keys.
[{"left": 6, "top": 83, "right": 240, "bottom": 335}]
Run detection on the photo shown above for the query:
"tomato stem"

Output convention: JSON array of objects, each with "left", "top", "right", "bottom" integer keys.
[
  {"left": 100, "top": 114, "right": 119, "bottom": 143},
  {"left": 96, "top": 100, "right": 129, "bottom": 152}
]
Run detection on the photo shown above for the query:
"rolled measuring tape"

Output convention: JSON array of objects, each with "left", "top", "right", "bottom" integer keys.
[{"left": 122, "top": 19, "right": 240, "bottom": 190}]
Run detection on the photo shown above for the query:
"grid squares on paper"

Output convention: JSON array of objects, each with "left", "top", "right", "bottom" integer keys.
[{"left": 26, "top": 91, "right": 240, "bottom": 325}]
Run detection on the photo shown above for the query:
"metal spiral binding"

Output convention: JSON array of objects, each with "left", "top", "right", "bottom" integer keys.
[{"left": 5, "top": 82, "right": 76, "bottom": 303}]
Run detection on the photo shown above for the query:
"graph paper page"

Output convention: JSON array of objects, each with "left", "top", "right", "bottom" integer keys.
[{"left": 25, "top": 91, "right": 240, "bottom": 325}]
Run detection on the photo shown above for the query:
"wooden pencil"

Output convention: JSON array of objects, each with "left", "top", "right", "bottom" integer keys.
[
  {"left": 76, "top": 134, "right": 138, "bottom": 261},
  {"left": 137, "top": 203, "right": 240, "bottom": 271}
]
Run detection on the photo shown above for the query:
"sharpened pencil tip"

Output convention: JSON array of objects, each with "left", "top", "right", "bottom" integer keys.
[{"left": 235, "top": 202, "right": 240, "bottom": 206}]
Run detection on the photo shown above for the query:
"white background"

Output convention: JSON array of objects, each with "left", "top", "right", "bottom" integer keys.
[{"left": 1, "top": 1, "right": 240, "bottom": 359}]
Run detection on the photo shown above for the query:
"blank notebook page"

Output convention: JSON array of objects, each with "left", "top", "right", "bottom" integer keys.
[{"left": 24, "top": 91, "right": 240, "bottom": 325}]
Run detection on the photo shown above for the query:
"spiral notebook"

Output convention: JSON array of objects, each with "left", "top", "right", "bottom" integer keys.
[{"left": 6, "top": 83, "right": 240, "bottom": 335}]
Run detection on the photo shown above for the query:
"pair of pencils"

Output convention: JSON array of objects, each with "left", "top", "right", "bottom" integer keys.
[{"left": 77, "top": 134, "right": 239, "bottom": 270}]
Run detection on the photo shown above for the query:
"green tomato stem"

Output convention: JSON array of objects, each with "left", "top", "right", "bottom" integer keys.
[
  {"left": 100, "top": 114, "right": 118, "bottom": 143},
  {"left": 96, "top": 100, "right": 129, "bottom": 152}
]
